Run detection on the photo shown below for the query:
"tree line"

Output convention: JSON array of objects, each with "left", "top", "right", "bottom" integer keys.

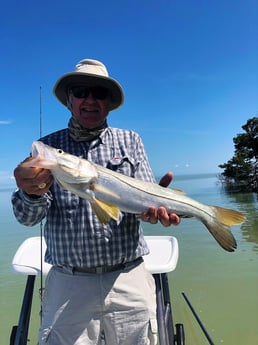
[{"left": 218, "top": 117, "right": 258, "bottom": 193}]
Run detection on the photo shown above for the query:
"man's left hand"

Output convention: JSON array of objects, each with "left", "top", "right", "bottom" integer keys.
[{"left": 141, "top": 172, "right": 180, "bottom": 227}]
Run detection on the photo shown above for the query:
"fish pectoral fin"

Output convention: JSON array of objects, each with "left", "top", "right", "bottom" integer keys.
[
  {"left": 91, "top": 198, "right": 120, "bottom": 224},
  {"left": 93, "top": 184, "right": 120, "bottom": 200}
]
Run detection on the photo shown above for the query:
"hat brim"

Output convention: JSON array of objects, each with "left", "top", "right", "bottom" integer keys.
[{"left": 53, "top": 72, "right": 124, "bottom": 111}]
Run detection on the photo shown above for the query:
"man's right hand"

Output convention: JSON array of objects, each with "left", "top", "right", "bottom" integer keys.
[{"left": 14, "top": 157, "right": 53, "bottom": 196}]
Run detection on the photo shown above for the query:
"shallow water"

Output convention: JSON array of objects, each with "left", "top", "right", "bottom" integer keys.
[{"left": 1, "top": 174, "right": 257, "bottom": 344}]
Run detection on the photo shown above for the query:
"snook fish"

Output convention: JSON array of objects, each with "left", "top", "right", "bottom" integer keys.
[{"left": 22, "top": 141, "right": 246, "bottom": 252}]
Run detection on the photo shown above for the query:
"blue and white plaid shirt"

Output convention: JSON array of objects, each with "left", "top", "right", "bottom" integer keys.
[{"left": 12, "top": 127, "right": 156, "bottom": 268}]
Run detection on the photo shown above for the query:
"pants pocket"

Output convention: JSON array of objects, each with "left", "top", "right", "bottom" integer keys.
[{"left": 147, "top": 318, "right": 158, "bottom": 345}]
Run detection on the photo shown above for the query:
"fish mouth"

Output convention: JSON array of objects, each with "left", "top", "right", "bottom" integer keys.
[
  {"left": 31, "top": 141, "right": 41, "bottom": 157},
  {"left": 21, "top": 141, "right": 57, "bottom": 169}
]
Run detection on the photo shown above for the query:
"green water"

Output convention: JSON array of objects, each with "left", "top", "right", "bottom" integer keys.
[{"left": 1, "top": 174, "right": 258, "bottom": 344}]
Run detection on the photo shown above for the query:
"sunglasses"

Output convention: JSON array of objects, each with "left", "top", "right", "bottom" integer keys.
[{"left": 69, "top": 86, "right": 109, "bottom": 100}]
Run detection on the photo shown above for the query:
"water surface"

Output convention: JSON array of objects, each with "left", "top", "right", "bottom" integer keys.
[{"left": 1, "top": 174, "right": 257, "bottom": 344}]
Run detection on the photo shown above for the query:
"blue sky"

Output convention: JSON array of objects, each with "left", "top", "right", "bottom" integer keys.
[{"left": 1, "top": 0, "right": 258, "bottom": 187}]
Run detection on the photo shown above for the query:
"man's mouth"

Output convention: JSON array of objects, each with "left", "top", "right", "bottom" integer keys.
[{"left": 81, "top": 107, "right": 98, "bottom": 112}]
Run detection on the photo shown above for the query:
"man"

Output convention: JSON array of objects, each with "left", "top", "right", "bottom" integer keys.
[{"left": 12, "top": 59, "right": 180, "bottom": 345}]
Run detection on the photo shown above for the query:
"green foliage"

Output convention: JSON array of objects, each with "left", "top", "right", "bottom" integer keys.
[{"left": 219, "top": 117, "right": 258, "bottom": 192}]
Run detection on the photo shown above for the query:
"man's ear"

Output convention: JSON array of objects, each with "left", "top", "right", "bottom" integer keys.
[{"left": 67, "top": 94, "right": 73, "bottom": 110}]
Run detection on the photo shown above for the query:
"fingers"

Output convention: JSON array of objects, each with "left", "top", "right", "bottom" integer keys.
[
  {"left": 141, "top": 206, "right": 181, "bottom": 227},
  {"left": 141, "top": 172, "right": 180, "bottom": 227},
  {"left": 157, "top": 207, "right": 180, "bottom": 227},
  {"left": 14, "top": 160, "right": 53, "bottom": 196},
  {"left": 141, "top": 206, "right": 158, "bottom": 224},
  {"left": 169, "top": 213, "right": 181, "bottom": 225},
  {"left": 31, "top": 171, "right": 53, "bottom": 195},
  {"left": 159, "top": 172, "right": 173, "bottom": 188}
]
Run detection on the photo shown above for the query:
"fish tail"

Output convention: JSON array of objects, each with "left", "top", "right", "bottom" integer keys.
[
  {"left": 204, "top": 206, "right": 246, "bottom": 252},
  {"left": 212, "top": 206, "right": 246, "bottom": 226}
]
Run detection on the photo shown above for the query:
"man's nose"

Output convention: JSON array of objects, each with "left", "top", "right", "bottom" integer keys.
[{"left": 84, "top": 92, "right": 96, "bottom": 101}]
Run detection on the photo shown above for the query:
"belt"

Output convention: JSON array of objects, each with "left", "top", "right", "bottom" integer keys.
[{"left": 71, "top": 257, "right": 143, "bottom": 274}]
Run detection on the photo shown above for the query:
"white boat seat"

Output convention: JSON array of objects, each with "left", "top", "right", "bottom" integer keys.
[{"left": 12, "top": 236, "right": 179, "bottom": 275}]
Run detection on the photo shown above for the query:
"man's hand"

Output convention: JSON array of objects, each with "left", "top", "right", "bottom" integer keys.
[
  {"left": 14, "top": 157, "right": 53, "bottom": 196},
  {"left": 141, "top": 172, "right": 180, "bottom": 227}
]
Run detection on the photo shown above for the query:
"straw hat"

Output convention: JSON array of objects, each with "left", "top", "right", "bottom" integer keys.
[{"left": 53, "top": 59, "right": 124, "bottom": 111}]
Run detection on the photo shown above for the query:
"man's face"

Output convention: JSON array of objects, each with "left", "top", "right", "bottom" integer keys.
[{"left": 68, "top": 85, "right": 110, "bottom": 129}]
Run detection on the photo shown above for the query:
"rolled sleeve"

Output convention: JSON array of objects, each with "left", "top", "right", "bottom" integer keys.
[{"left": 11, "top": 189, "right": 52, "bottom": 226}]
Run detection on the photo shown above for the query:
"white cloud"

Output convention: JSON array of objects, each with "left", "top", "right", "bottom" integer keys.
[
  {"left": 0, "top": 120, "right": 12, "bottom": 125},
  {"left": 0, "top": 171, "right": 15, "bottom": 186}
]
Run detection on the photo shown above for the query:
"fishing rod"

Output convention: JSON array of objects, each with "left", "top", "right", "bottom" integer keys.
[
  {"left": 9, "top": 88, "right": 45, "bottom": 345},
  {"left": 39, "top": 86, "right": 44, "bottom": 321},
  {"left": 181, "top": 292, "right": 215, "bottom": 345}
]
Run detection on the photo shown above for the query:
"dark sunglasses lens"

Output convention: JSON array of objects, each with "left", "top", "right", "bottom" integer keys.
[
  {"left": 92, "top": 87, "right": 108, "bottom": 100},
  {"left": 71, "top": 87, "right": 108, "bottom": 100},
  {"left": 71, "top": 87, "right": 90, "bottom": 98}
]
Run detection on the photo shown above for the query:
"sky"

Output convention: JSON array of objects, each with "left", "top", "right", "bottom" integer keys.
[{"left": 1, "top": 0, "right": 258, "bottom": 188}]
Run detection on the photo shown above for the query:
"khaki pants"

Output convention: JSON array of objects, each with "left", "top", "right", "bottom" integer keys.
[{"left": 39, "top": 262, "right": 157, "bottom": 345}]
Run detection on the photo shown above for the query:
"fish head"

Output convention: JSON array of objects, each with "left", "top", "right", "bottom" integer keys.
[
  {"left": 21, "top": 141, "right": 59, "bottom": 169},
  {"left": 22, "top": 141, "right": 98, "bottom": 183}
]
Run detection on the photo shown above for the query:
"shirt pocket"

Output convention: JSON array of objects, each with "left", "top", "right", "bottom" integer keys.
[{"left": 107, "top": 156, "right": 136, "bottom": 177}]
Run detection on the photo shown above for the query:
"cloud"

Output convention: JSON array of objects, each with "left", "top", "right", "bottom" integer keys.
[
  {"left": 174, "top": 163, "right": 190, "bottom": 169},
  {"left": 0, "top": 120, "right": 12, "bottom": 125},
  {"left": 0, "top": 170, "right": 15, "bottom": 185}
]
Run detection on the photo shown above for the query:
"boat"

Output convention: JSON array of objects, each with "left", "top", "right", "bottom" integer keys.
[{"left": 10, "top": 235, "right": 186, "bottom": 345}]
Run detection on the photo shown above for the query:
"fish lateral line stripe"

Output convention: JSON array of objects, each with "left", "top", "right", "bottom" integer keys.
[
  {"left": 103, "top": 173, "right": 187, "bottom": 200},
  {"left": 97, "top": 169, "right": 240, "bottom": 222}
]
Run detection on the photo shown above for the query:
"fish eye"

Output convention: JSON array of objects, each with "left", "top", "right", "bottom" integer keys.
[{"left": 57, "top": 149, "right": 64, "bottom": 154}]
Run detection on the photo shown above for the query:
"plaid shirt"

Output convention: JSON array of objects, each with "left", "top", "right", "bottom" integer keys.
[{"left": 12, "top": 127, "right": 156, "bottom": 267}]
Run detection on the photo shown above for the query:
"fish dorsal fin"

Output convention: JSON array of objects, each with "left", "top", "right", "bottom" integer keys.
[
  {"left": 170, "top": 188, "right": 185, "bottom": 195},
  {"left": 91, "top": 198, "right": 120, "bottom": 224}
]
